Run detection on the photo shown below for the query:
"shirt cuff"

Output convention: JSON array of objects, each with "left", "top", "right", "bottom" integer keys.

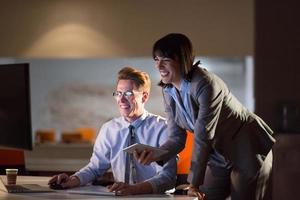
[
  {"left": 147, "top": 179, "right": 159, "bottom": 193},
  {"left": 73, "top": 172, "right": 89, "bottom": 186}
]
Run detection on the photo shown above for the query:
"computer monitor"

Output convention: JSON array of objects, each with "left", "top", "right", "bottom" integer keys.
[{"left": 0, "top": 63, "right": 32, "bottom": 150}]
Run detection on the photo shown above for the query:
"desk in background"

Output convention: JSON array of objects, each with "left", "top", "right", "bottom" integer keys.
[
  {"left": 0, "top": 176, "right": 195, "bottom": 200},
  {"left": 24, "top": 143, "right": 93, "bottom": 175}
]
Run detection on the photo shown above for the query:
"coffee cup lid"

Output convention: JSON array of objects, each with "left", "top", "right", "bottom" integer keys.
[{"left": 5, "top": 169, "right": 18, "bottom": 172}]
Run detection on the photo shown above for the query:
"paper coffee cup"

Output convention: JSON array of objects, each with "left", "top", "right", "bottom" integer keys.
[{"left": 6, "top": 169, "right": 18, "bottom": 185}]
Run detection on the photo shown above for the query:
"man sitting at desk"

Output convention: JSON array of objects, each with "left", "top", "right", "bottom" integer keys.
[{"left": 48, "top": 67, "right": 177, "bottom": 195}]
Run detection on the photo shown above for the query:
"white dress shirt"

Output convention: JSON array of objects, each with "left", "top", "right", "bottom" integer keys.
[{"left": 74, "top": 110, "right": 177, "bottom": 193}]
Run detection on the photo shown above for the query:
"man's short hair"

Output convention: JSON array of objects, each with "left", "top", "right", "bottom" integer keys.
[{"left": 117, "top": 67, "right": 151, "bottom": 93}]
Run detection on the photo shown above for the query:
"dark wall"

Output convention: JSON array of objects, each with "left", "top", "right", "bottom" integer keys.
[{"left": 255, "top": 0, "right": 300, "bottom": 132}]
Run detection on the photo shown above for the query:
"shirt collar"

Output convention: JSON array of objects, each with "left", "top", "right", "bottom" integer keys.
[
  {"left": 179, "top": 79, "right": 190, "bottom": 92},
  {"left": 121, "top": 110, "right": 148, "bottom": 129},
  {"left": 164, "top": 79, "right": 190, "bottom": 94}
]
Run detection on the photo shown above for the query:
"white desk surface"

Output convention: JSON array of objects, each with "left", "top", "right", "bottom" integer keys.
[{"left": 0, "top": 176, "right": 195, "bottom": 200}]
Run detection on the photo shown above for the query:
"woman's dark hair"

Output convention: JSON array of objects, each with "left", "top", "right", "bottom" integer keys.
[{"left": 152, "top": 33, "right": 196, "bottom": 81}]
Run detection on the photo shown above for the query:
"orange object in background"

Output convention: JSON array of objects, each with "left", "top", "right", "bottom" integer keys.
[
  {"left": 61, "top": 131, "right": 82, "bottom": 143},
  {"left": 0, "top": 149, "right": 25, "bottom": 175},
  {"left": 76, "top": 128, "right": 96, "bottom": 143},
  {"left": 61, "top": 128, "right": 96, "bottom": 143},
  {"left": 0, "top": 149, "right": 24, "bottom": 165},
  {"left": 177, "top": 131, "right": 194, "bottom": 174},
  {"left": 35, "top": 129, "right": 56, "bottom": 143}
]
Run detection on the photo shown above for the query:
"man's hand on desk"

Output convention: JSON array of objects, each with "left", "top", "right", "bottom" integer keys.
[
  {"left": 107, "top": 182, "right": 135, "bottom": 195},
  {"left": 48, "top": 173, "right": 80, "bottom": 189},
  {"left": 187, "top": 185, "right": 205, "bottom": 200},
  {"left": 107, "top": 181, "right": 153, "bottom": 196}
]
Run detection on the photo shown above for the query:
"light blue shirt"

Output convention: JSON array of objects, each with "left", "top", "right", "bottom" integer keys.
[
  {"left": 164, "top": 81, "right": 231, "bottom": 168},
  {"left": 74, "top": 110, "right": 177, "bottom": 193},
  {"left": 165, "top": 81, "right": 195, "bottom": 131}
]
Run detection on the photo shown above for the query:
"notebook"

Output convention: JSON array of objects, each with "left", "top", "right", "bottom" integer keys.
[{"left": 0, "top": 177, "right": 54, "bottom": 193}]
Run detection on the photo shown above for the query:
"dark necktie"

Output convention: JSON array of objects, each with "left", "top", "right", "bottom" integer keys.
[{"left": 124, "top": 125, "right": 137, "bottom": 184}]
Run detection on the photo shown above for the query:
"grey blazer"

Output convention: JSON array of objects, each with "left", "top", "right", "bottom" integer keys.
[{"left": 159, "top": 66, "right": 275, "bottom": 187}]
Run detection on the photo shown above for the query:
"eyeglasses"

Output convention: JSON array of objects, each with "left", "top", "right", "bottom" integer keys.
[{"left": 112, "top": 91, "right": 138, "bottom": 100}]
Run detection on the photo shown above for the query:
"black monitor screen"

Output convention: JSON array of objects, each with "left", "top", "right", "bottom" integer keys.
[{"left": 0, "top": 63, "right": 32, "bottom": 150}]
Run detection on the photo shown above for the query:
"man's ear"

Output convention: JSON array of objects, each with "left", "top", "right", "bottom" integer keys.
[{"left": 142, "top": 92, "right": 149, "bottom": 103}]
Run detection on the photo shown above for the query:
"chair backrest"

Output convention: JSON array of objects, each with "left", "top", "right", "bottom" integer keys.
[{"left": 177, "top": 131, "right": 193, "bottom": 174}]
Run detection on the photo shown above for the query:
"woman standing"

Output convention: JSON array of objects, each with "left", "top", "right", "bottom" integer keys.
[{"left": 136, "top": 33, "right": 275, "bottom": 200}]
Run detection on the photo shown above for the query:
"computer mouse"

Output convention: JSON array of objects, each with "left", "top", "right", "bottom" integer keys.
[{"left": 49, "top": 182, "right": 64, "bottom": 190}]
